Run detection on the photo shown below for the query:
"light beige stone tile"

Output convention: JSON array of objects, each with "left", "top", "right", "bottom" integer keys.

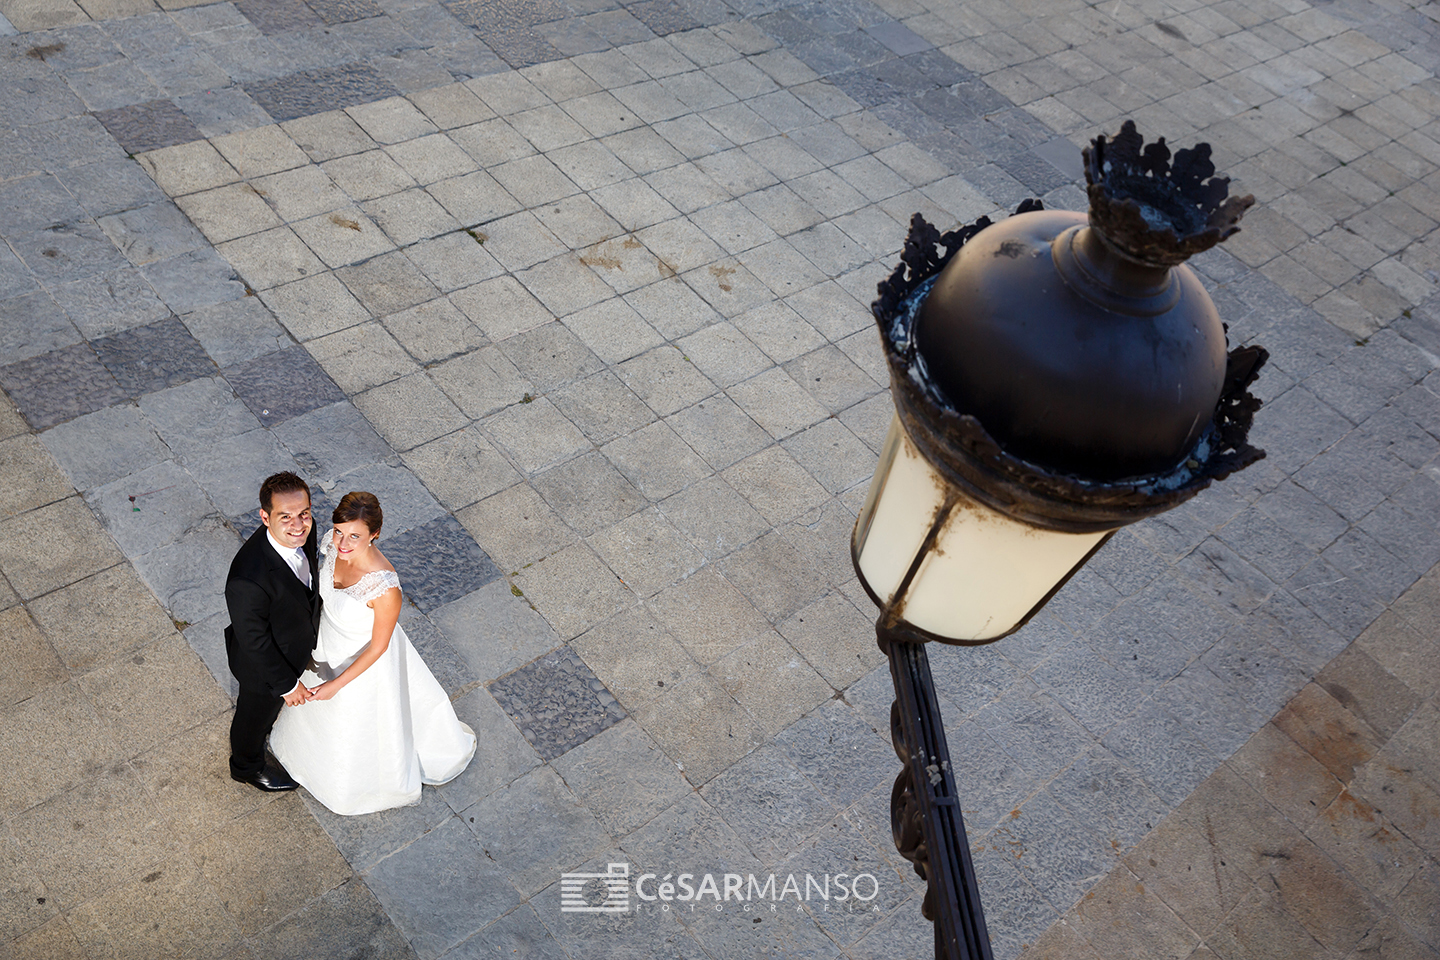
[
  {"left": 515, "top": 253, "right": 616, "bottom": 317},
  {"left": 0, "top": 607, "right": 64, "bottom": 709},
  {"left": 782, "top": 417, "right": 878, "bottom": 496},
  {"left": 0, "top": 435, "right": 71, "bottom": 520},
  {"left": 532, "top": 452, "right": 646, "bottom": 539},
  {"left": 549, "top": 371, "right": 655, "bottom": 446},
  {"left": 561, "top": 297, "right": 663, "bottom": 364},
  {"left": 449, "top": 275, "right": 553, "bottom": 342},
  {"left": 726, "top": 366, "right": 829, "bottom": 440},
  {"left": 426, "top": 169, "right": 523, "bottom": 226},
  {"left": 281, "top": 110, "right": 377, "bottom": 163},
  {"left": 448, "top": 118, "right": 538, "bottom": 168},
  {"left": 361, "top": 188, "right": 461, "bottom": 247},
  {"left": 550, "top": 719, "right": 689, "bottom": 837},
  {"left": 666, "top": 394, "right": 769, "bottom": 471},
  {"left": 0, "top": 498, "right": 123, "bottom": 601},
  {"left": 616, "top": 344, "right": 718, "bottom": 416},
  {"left": 489, "top": 154, "right": 581, "bottom": 208},
  {"left": 778, "top": 591, "right": 883, "bottom": 689},
  {"left": 194, "top": 793, "right": 350, "bottom": 936},
  {"left": 335, "top": 249, "right": 441, "bottom": 317},
  {"left": 572, "top": 605, "right": 702, "bottom": 711},
  {"left": 216, "top": 226, "right": 327, "bottom": 291},
  {"left": 27, "top": 564, "right": 174, "bottom": 674},
  {"left": 465, "top": 71, "right": 551, "bottom": 116},
  {"left": 579, "top": 234, "right": 672, "bottom": 295},
  {"left": 590, "top": 177, "right": 681, "bottom": 231},
  {"left": 403, "top": 231, "right": 504, "bottom": 294},
  {"left": 380, "top": 296, "right": 487, "bottom": 364},
  {"left": 643, "top": 162, "right": 729, "bottom": 214},
  {"left": 710, "top": 631, "right": 832, "bottom": 737},
  {"left": 533, "top": 194, "right": 624, "bottom": 250},
  {"left": 65, "top": 853, "right": 242, "bottom": 960},
  {"left": 513, "top": 542, "right": 633, "bottom": 640},
  {"left": 346, "top": 96, "right": 439, "bottom": 144},
  {"left": 624, "top": 275, "right": 722, "bottom": 339},
  {"left": 520, "top": 59, "right": 602, "bottom": 101},
  {"left": 482, "top": 396, "right": 590, "bottom": 476},
  {"left": 130, "top": 713, "right": 279, "bottom": 845},
  {"left": 548, "top": 140, "right": 637, "bottom": 192},
  {"left": 741, "top": 237, "right": 829, "bottom": 298},
  {"left": 601, "top": 421, "right": 712, "bottom": 500},
  {"left": 647, "top": 565, "right": 769, "bottom": 665},
  {"left": 289, "top": 207, "right": 395, "bottom": 269},
  {"left": 321, "top": 149, "right": 418, "bottom": 202},
  {"left": 738, "top": 182, "right": 825, "bottom": 235},
  {"left": 509, "top": 104, "right": 592, "bottom": 152},
  {"left": 0, "top": 680, "right": 120, "bottom": 818},
  {"left": 682, "top": 259, "right": 780, "bottom": 319},
  {"left": 77, "top": 631, "right": 227, "bottom": 758},
  {"left": 658, "top": 474, "right": 769, "bottom": 562},
  {"left": 718, "top": 530, "right": 828, "bottom": 623},
  {"left": 457, "top": 483, "right": 574, "bottom": 570},
  {"left": 630, "top": 673, "right": 765, "bottom": 784},
  {"left": 722, "top": 444, "right": 830, "bottom": 527},
  {"left": 675, "top": 321, "right": 771, "bottom": 388},
  {"left": 259, "top": 272, "right": 371, "bottom": 342},
  {"left": 249, "top": 165, "right": 347, "bottom": 222},
  {"left": 410, "top": 82, "right": 497, "bottom": 130},
  {"left": 11, "top": 762, "right": 186, "bottom": 910},
  {"left": 136, "top": 141, "right": 240, "bottom": 197},
  {"left": 402, "top": 426, "right": 520, "bottom": 512},
  {"left": 305, "top": 322, "right": 418, "bottom": 393},
  {"left": 385, "top": 133, "right": 478, "bottom": 185},
  {"left": 478, "top": 211, "right": 568, "bottom": 272},
  {"left": 212, "top": 126, "right": 309, "bottom": 179},
  {"left": 175, "top": 184, "right": 283, "bottom": 244},
  {"left": 352, "top": 373, "right": 467, "bottom": 451},
  {"left": 429, "top": 345, "right": 538, "bottom": 423},
  {"left": 0, "top": 0, "right": 89, "bottom": 30},
  {"left": 590, "top": 508, "right": 704, "bottom": 599}
]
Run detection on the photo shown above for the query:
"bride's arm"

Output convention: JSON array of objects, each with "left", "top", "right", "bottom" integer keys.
[{"left": 309, "top": 587, "right": 401, "bottom": 701}]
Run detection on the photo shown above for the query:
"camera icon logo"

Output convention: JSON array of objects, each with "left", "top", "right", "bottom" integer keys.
[{"left": 560, "top": 862, "right": 631, "bottom": 913}]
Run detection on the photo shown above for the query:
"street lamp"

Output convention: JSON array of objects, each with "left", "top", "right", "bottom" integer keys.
[{"left": 853, "top": 121, "right": 1269, "bottom": 958}]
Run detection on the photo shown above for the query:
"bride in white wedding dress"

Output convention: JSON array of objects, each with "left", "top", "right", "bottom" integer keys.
[{"left": 270, "top": 491, "right": 476, "bottom": 816}]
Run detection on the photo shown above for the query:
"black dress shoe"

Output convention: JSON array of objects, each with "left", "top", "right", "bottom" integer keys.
[{"left": 232, "top": 763, "right": 299, "bottom": 792}]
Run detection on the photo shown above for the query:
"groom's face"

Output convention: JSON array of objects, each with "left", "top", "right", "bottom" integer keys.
[{"left": 261, "top": 489, "right": 313, "bottom": 550}]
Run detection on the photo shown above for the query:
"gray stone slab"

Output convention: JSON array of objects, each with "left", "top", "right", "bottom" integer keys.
[
  {"left": 180, "top": 297, "right": 292, "bottom": 368},
  {"left": 461, "top": 765, "right": 612, "bottom": 897},
  {"left": 773, "top": 699, "right": 892, "bottom": 810},
  {"left": 364, "top": 816, "right": 522, "bottom": 960},
  {"left": 699, "top": 741, "right": 836, "bottom": 865},
  {"left": 39, "top": 403, "right": 166, "bottom": 492},
  {"left": 98, "top": 200, "right": 209, "bottom": 267},
  {"left": 326, "top": 461, "right": 444, "bottom": 538},
  {"left": 436, "top": 683, "right": 542, "bottom": 813},
  {"left": 444, "top": 903, "right": 566, "bottom": 960},
  {"left": 52, "top": 266, "right": 170, "bottom": 340},
  {"left": 272, "top": 401, "right": 392, "bottom": 488},
  {"left": 184, "top": 426, "right": 302, "bottom": 517},
  {"left": 174, "top": 84, "right": 276, "bottom": 138},
  {"left": 141, "top": 248, "right": 249, "bottom": 315},
  {"left": 12, "top": 220, "right": 131, "bottom": 286},
  {"left": 303, "top": 786, "right": 453, "bottom": 873},
  {"left": 93, "top": 316, "right": 217, "bottom": 398},
  {"left": 552, "top": 718, "right": 689, "bottom": 837},
  {"left": 430, "top": 578, "right": 561, "bottom": 683},
  {"left": 93, "top": 99, "right": 204, "bottom": 154},
  {"left": 139, "top": 376, "right": 262, "bottom": 460},
  {"left": 488, "top": 645, "right": 627, "bottom": 761},
  {"left": 87, "top": 459, "right": 216, "bottom": 556},
  {"left": 0, "top": 290, "right": 82, "bottom": 366},
  {"left": 0, "top": 341, "right": 127, "bottom": 432},
  {"left": 131, "top": 512, "right": 239, "bottom": 625},
  {"left": 223, "top": 344, "right": 347, "bottom": 428},
  {"left": 183, "top": 613, "right": 237, "bottom": 699},
  {"left": 243, "top": 876, "right": 416, "bottom": 959}
]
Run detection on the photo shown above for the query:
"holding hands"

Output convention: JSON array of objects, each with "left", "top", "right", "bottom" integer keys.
[{"left": 283, "top": 681, "right": 315, "bottom": 707}]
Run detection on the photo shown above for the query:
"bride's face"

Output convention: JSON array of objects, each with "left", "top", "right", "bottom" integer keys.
[{"left": 333, "top": 519, "right": 377, "bottom": 560}]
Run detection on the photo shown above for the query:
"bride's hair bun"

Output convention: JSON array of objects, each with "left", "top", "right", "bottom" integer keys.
[{"left": 333, "top": 491, "right": 383, "bottom": 534}]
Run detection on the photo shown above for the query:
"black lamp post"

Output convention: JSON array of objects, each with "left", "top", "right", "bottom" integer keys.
[{"left": 852, "top": 122, "right": 1270, "bottom": 958}]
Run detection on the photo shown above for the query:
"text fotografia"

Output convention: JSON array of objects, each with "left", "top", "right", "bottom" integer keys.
[{"left": 634, "top": 872, "right": 881, "bottom": 913}]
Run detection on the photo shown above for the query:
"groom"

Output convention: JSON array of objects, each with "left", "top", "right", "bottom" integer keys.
[{"left": 225, "top": 471, "right": 322, "bottom": 791}]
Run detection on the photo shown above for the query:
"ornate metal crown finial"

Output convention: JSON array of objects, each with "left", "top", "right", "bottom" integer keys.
[{"left": 1083, "top": 120, "right": 1255, "bottom": 266}]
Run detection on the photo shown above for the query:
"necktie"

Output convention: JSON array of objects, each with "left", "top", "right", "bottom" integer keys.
[{"left": 293, "top": 548, "right": 311, "bottom": 589}]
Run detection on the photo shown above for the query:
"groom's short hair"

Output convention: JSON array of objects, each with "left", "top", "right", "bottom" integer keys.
[{"left": 259, "top": 472, "right": 311, "bottom": 512}]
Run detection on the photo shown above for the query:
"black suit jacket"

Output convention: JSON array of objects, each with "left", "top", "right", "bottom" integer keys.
[{"left": 224, "top": 525, "right": 322, "bottom": 698}]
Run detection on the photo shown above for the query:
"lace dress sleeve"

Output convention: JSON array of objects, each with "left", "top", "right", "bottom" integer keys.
[{"left": 348, "top": 569, "right": 401, "bottom": 604}]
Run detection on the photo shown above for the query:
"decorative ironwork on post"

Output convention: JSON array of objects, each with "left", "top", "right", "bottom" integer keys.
[{"left": 852, "top": 121, "right": 1269, "bottom": 958}]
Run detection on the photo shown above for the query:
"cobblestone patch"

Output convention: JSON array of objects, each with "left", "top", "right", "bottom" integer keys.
[
  {"left": 93, "top": 99, "right": 204, "bottom": 154},
  {"left": 382, "top": 512, "right": 501, "bottom": 612},
  {"left": 243, "top": 63, "right": 401, "bottom": 123},
  {"left": 222, "top": 344, "right": 345, "bottom": 427},
  {"left": 488, "top": 645, "right": 626, "bottom": 761}
]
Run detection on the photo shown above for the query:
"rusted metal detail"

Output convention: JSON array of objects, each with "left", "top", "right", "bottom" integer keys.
[
  {"left": 871, "top": 208, "right": 1268, "bottom": 534},
  {"left": 1084, "top": 119, "right": 1255, "bottom": 267}
]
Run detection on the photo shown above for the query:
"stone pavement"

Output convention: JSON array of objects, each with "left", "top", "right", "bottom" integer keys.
[{"left": 0, "top": 0, "right": 1437, "bottom": 955}]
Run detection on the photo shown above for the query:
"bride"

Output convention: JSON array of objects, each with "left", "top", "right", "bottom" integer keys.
[{"left": 270, "top": 491, "right": 476, "bottom": 815}]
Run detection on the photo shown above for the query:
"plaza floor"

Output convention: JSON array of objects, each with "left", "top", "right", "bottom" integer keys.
[{"left": 0, "top": 0, "right": 1437, "bottom": 956}]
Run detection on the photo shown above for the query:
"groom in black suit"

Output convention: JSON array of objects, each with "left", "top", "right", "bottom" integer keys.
[{"left": 225, "top": 471, "right": 323, "bottom": 791}]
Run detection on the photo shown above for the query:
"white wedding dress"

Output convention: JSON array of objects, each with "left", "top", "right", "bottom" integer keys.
[{"left": 270, "top": 530, "right": 476, "bottom": 815}]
